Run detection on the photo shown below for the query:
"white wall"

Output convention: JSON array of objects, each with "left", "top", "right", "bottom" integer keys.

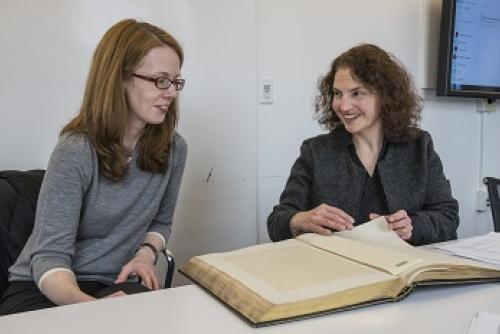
[
  {"left": 168, "top": 0, "right": 258, "bottom": 285},
  {"left": 0, "top": 0, "right": 498, "bottom": 285},
  {"left": 421, "top": 95, "right": 498, "bottom": 237}
]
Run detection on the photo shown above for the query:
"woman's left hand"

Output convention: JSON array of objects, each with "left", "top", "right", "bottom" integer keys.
[
  {"left": 115, "top": 248, "right": 160, "bottom": 290},
  {"left": 369, "top": 210, "right": 413, "bottom": 241}
]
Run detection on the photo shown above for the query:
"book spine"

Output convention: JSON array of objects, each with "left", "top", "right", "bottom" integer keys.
[{"left": 393, "top": 283, "right": 416, "bottom": 301}]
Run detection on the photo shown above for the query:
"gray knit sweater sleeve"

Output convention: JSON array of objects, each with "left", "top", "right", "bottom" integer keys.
[{"left": 30, "top": 134, "right": 94, "bottom": 283}]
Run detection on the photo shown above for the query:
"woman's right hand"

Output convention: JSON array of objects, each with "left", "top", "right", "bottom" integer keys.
[
  {"left": 39, "top": 270, "right": 96, "bottom": 305},
  {"left": 290, "top": 203, "right": 355, "bottom": 236}
]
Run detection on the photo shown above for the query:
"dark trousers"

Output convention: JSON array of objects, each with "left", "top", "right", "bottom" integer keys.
[{"left": 0, "top": 280, "right": 150, "bottom": 316}]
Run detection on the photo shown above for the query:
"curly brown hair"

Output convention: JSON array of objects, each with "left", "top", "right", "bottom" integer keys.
[{"left": 315, "top": 44, "right": 422, "bottom": 141}]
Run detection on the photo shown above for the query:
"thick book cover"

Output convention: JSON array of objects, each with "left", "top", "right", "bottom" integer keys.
[{"left": 180, "top": 217, "right": 500, "bottom": 327}]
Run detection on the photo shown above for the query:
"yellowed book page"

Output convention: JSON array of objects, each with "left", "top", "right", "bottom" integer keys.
[
  {"left": 332, "top": 216, "right": 494, "bottom": 270},
  {"left": 298, "top": 233, "right": 423, "bottom": 276},
  {"left": 329, "top": 216, "right": 499, "bottom": 274},
  {"left": 335, "top": 216, "right": 411, "bottom": 248},
  {"left": 198, "top": 239, "right": 397, "bottom": 305}
]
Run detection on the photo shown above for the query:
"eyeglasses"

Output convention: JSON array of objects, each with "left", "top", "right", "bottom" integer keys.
[{"left": 131, "top": 73, "right": 186, "bottom": 91}]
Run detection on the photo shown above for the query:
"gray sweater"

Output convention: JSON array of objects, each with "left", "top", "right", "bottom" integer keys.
[
  {"left": 267, "top": 127, "right": 459, "bottom": 245},
  {"left": 9, "top": 132, "right": 187, "bottom": 285}
]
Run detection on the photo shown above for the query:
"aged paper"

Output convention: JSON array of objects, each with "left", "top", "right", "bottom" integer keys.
[{"left": 200, "top": 239, "right": 396, "bottom": 304}]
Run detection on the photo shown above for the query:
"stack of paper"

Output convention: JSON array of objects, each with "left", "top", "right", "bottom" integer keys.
[{"left": 432, "top": 232, "right": 500, "bottom": 266}]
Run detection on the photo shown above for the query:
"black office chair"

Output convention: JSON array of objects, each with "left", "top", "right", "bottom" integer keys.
[
  {"left": 0, "top": 170, "right": 175, "bottom": 298},
  {"left": 0, "top": 170, "right": 44, "bottom": 298},
  {"left": 483, "top": 177, "right": 500, "bottom": 232}
]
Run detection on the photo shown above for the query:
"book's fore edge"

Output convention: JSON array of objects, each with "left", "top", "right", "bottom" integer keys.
[
  {"left": 180, "top": 256, "right": 408, "bottom": 326},
  {"left": 257, "top": 278, "right": 500, "bottom": 327},
  {"left": 408, "top": 263, "right": 500, "bottom": 285},
  {"left": 256, "top": 280, "right": 413, "bottom": 327},
  {"left": 415, "top": 276, "right": 500, "bottom": 286},
  {"left": 179, "top": 257, "right": 274, "bottom": 325},
  {"left": 395, "top": 276, "right": 500, "bottom": 301},
  {"left": 254, "top": 295, "right": 395, "bottom": 327}
]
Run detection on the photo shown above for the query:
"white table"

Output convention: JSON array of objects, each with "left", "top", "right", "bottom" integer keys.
[{"left": 0, "top": 283, "right": 499, "bottom": 333}]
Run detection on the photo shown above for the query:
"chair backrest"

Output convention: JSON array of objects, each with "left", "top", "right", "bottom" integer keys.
[
  {"left": 0, "top": 170, "right": 45, "bottom": 297},
  {"left": 484, "top": 177, "right": 500, "bottom": 232}
]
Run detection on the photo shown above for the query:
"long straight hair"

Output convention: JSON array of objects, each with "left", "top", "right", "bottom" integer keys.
[{"left": 62, "top": 19, "right": 184, "bottom": 181}]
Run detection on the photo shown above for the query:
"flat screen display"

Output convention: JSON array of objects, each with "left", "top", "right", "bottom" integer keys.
[{"left": 437, "top": 0, "right": 500, "bottom": 100}]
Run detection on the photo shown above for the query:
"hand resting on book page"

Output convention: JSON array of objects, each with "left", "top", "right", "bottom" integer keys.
[
  {"left": 369, "top": 210, "right": 413, "bottom": 241},
  {"left": 290, "top": 203, "right": 355, "bottom": 236}
]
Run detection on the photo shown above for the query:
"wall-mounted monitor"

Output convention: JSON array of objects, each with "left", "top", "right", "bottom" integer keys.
[{"left": 436, "top": 0, "right": 500, "bottom": 101}]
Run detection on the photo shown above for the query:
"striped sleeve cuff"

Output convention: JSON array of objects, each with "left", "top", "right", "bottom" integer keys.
[{"left": 146, "top": 231, "right": 166, "bottom": 250}]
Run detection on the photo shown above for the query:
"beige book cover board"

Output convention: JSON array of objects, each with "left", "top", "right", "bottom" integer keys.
[{"left": 180, "top": 217, "right": 500, "bottom": 326}]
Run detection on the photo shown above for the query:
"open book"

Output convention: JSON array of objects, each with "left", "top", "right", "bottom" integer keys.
[{"left": 180, "top": 217, "right": 500, "bottom": 326}]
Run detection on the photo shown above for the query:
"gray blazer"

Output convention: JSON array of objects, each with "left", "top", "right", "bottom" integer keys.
[{"left": 267, "top": 127, "right": 459, "bottom": 245}]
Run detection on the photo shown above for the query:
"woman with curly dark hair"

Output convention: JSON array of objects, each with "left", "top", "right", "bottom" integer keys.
[{"left": 267, "top": 44, "right": 459, "bottom": 246}]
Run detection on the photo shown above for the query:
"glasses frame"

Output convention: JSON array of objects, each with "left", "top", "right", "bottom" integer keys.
[{"left": 131, "top": 73, "right": 185, "bottom": 91}]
